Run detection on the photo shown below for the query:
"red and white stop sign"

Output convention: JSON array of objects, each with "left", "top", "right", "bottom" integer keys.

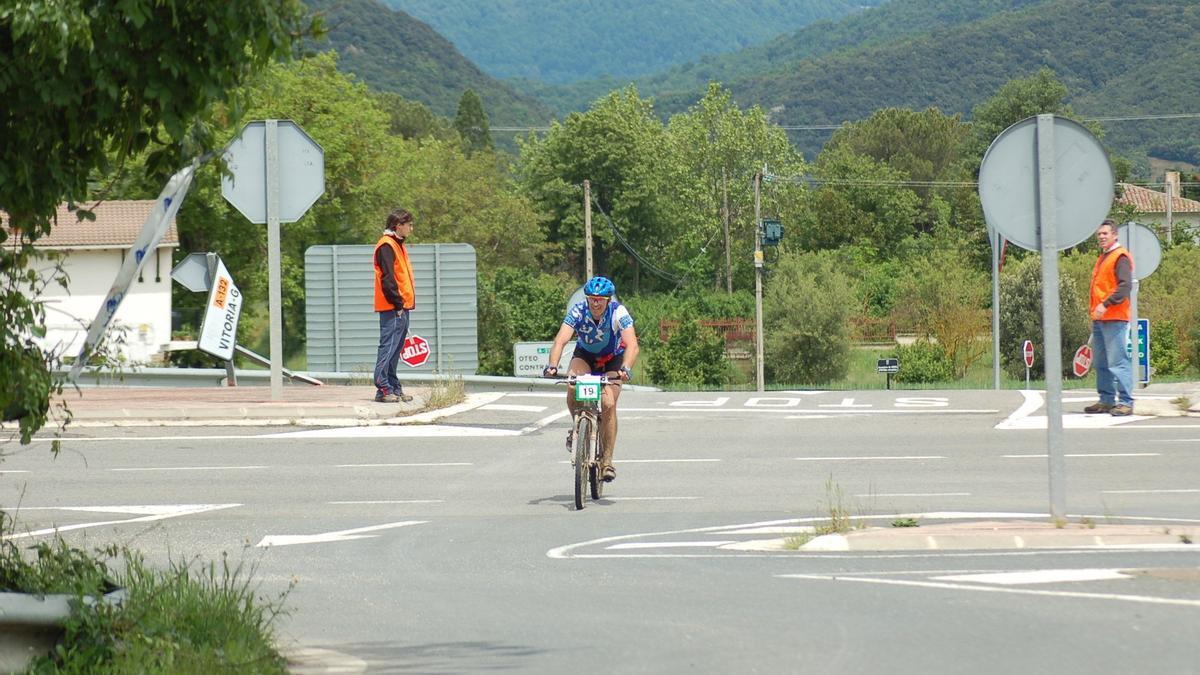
[
  {"left": 1072, "top": 344, "right": 1093, "bottom": 377},
  {"left": 1022, "top": 340, "right": 1035, "bottom": 368},
  {"left": 401, "top": 334, "right": 430, "bottom": 368}
]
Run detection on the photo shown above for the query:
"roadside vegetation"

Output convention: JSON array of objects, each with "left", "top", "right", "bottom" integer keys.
[{"left": 1, "top": 514, "right": 290, "bottom": 673}]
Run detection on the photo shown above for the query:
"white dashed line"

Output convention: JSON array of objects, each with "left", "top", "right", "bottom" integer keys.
[
  {"left": 856, "top": 492, "right": 970, "bottom": 498},
  {"left": 1101, "top": 489, "right": 1198, "bottom": 494},
  {"left": 110, "top": 465, "right": 268, "bottom": 472},
  {"left": 607, "top": 541, "right": 736, "bottom": 550},
  {"left": 480, "top": 404, "right": 548, "bottom": 412},
  {"left": 795, "top": 456, "right": 945, "bottom": 461},
  {"left": 1003, "top": 453, "right": 1160, "bottom": 459},
  {"left": 327, "top": 500, "right": 445, "bottom": 504},
  {"left": 932, "top": 569, "right": 1132, "bottom": 585},
  {"left": 603, "top": 496, "right": 700, "bottom": 501},
  {"left": 334, "top": 463, "right": 472, "bottom": 468}
]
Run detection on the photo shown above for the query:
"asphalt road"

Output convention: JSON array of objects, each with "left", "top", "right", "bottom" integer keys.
[{"left": 2, "top": 388, "right": 1198, "bottom": 673}]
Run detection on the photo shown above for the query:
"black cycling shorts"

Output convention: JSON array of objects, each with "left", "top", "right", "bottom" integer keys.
[{"left": 572, "top": 347, "right": 624, "bottom": 375}]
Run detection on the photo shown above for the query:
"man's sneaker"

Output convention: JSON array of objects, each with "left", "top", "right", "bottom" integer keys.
[
  {"left": 1083, "top": 402, "right": 1113, "bottom": 414},
  {"left": 375, "top": 392, "right": 399, "bottom": 403},
  {"left": 397, "top": 393, "right": 414, "bottom": 403},
  {"left": 601, "top": 465, "right": 616, "bottom": 482},
  {"left": 1110, "top": 404, "right": 1133, "bottom": 416}
]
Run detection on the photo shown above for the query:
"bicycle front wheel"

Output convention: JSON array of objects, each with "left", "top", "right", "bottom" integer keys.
[{"left": 573, "top": 415, "right": 591, "bottom": 510}]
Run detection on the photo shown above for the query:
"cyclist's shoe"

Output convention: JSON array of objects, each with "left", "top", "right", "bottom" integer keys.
[
  {"left": 565, "top": 430, "right": 573, "bottom": 452},
  {"left": 1110, "top": 403, "right": 1134, "bottom": 416},
  {"left": 1083, "top": 402, "right": 1113, "bottom": 414},
  {"left": 602, "top": 465, "right": 616, "bottom": 482}
]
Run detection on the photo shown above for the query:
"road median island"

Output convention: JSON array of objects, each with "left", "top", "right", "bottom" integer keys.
[{"left": 799, "top": 520, "right": 1198, "bottom": 552}]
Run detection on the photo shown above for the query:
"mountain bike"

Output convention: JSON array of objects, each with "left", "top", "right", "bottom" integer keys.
[{"left": 554, "top": 373, "right": 619, "bottom": 510}]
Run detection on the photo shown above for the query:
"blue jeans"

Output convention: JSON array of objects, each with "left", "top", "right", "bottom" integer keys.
[
  {"left": 1092, "top": 320, "right": 1133, "bottom": 406},
  {"left": 375, "top": 309, "right": 410, "bottom": 395}
]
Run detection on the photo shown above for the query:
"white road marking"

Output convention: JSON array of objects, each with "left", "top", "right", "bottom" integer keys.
[
  {"left": 670, "top": 397, "right": 731, "bottom": 407},
  {"left": 777, "top": 574, "right": 1200, "bottom": 608},
  {"left": 819, "top": 398, "right": 871, "bottom": 408},
  {"left": 273, "top": 425, "right": 522, "bottom": 438},
  {"left": 856, "top": 492, "right": 970, "bottom": 498},
  {"left": 520, "top": 410, "right": 570, "bottom": 434},
  {"left": 1003, "top": 453, "right": 1160, "bottom": 459},
  {"left": 480, "top": 404, "right": 547, "bottom": 412},
  {"left": 111, "top": 465, "right": 268, "bottom": 472},
  {"left": 557, "top": 458, "right": 719, "bottom": 464},
  {"left": 1149, "top": 438, "right": 1200, "bottom": 442},
  {"left": 932, "top": 569, "right": 1132, "bottom": 585},
  {"left": 621, "top": 408, "right": 998, "bottom": 414},
  {"left": 503, "top": 393, "right": 566, "bottom": 399},
  {"left": 334, "top": 462, "right": 471, "bottom": 468},
  {"left": 607, "top": 541, "right": 736, "bottom": 550},
  {"left": 794, "top": 456, "right": 945, "bottom": 461},
  {"left": 1101, "top": 489, "right": 1198, "bottom": 494},
  {"left": 2, "top": 504, "right": 240, "bottom": 541},
  {"left": 0, "top": 470, "right": 29, "bottom": 474},
  {"left": 997, "top": 390, "right": 1149, "bottom": 429},
  {"left": 603, "top": 496, "right": 700, "bottom": 501},
  {"left": 256, "top": 520, "right": 427, "bottom": 548},
  {"left": 328, "top": 500, "right": 444, "bottom": 504}
]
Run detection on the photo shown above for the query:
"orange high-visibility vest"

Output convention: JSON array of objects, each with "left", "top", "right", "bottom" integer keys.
[
  {"left": 1090, "top": 245, "right": 1132, "bottom": 322},
  {"left": 373, "top": 235, "right": 415, "bottom": 311}
]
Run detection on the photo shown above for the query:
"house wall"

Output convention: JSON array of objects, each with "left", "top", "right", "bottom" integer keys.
[
  {"left": 31, "top": 247, "right": 174, "bottom": 364},
  {"left": 1134, "top": 213, "right": 1200, "bottom": 243}
]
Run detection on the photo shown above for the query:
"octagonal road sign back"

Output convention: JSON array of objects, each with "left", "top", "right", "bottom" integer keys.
[
  {"left": 222, "top": 120, "right": 325, "bottom": 224},
  {"left": 979, "top": 115, "right": 1113, "bottom": 252}
]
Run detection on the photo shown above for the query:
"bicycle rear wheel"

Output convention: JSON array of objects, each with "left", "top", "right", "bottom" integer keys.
[{"left": 573, "top": 415, "right": 591, "bottom": 510}]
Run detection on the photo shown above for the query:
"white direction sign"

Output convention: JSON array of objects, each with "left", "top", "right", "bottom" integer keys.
[
  {"left": 221, "top": 120, "right": 324, "bottom": 224},
  {"left": 514, "top": 341, "right": 575, "bottom": 377},
  {"left": 197, "top": 257, "right": 243, "bottom": 361}
]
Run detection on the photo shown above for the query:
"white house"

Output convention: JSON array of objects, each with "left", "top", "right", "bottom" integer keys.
[
  {"left": 4, "top": 201, "right": 178, "bottom": 365},
  {"left": 1116, "top": 171, "right": 1200, "bottom": 242}
]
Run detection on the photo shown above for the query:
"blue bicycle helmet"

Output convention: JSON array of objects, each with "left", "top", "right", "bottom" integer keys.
[{"left": 584, "top": 276, "right": 615, "bottom": 297}]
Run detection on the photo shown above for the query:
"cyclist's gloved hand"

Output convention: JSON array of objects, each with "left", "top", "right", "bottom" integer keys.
[
  {"left": 542, "top": 365, "right": 558, "bottom": 378},
  {"left": 618, "top": 366, "right": 632, "bottom": 381}
]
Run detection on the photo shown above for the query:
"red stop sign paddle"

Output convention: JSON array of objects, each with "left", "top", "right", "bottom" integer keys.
[
  {"left": 401, "top": 334, "right": 431, "bottom": 368},
  {"left": 1072, "top": 344, "right": 1093, "bottom": 377},
  {"left": 1022, "top": 340, "right": 1034, "bottom": 368}
]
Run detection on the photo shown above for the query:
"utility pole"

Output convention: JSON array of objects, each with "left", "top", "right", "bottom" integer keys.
[
  {"left": 722, "top": 167, "right": 732, "bottom": 294},
  {"left": 1165, "top": 173, "right": 1174, "bottom": 246},
  {"left": 584, "top": 179, "right": 593, "bottom": 279},
  {"left": 753, "top": 168, "right": 765, "bottom": 393}
]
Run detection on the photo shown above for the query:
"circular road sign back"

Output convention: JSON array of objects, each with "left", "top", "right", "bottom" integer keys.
[
  {"left": 1117, "top": 222, "right": 1162, "bottom": 280},
  {"left": 978, "top": 115, "right": 1113, "bottom": 252}
]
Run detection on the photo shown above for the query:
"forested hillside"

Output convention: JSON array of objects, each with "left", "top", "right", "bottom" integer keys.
[
  {"left": 539, "top": 0, "right": 1047, "bottom": 114},
  {"left": 680, "top": 0, "right": 1200, "bottom": 166},
  {"left": 380, "top": 0, "right": 888, "bottom": 84},
  {"left": 304, "top": 0, "right": 551, "bottom": 124}
]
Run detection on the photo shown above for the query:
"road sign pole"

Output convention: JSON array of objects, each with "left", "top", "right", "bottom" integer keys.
[
  {"left": 753, "top": 168, "right": 764, "bottom": 393},
  {"left": 266, "top": 120, "right": 284, "bottom": 401},
  {"left": 992, "top": 229, "right": 1001, "bottom": 390},
  {"left": 1036, "top": 115, "right": 1066, "bottom": 522}
]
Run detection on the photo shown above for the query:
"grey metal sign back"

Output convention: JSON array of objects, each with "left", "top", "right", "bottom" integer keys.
[
  {"left": 979, "top": 115, "right": 1113, "bottom": 251},
  {"left": 170, "top": 252, "right": 216, "bottom": 293},
  {"left": 304, "top": 244, "right": 478, "bottom": 374},
  {"left": 222, "top": 120, "right": 325, "bottom": 224},
  {"left": 1117, "top": 222, "right": 1161, "bottom": 280}
]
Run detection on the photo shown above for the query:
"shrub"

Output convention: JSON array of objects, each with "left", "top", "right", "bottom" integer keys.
[
  {"left": 998, "top": 254, "right": 1090, "bottom": 378},
  {"left": 763, "top": 251, "right": 856, "bottom": 385},
  {"left": 894, "top": 243, "right": 988, "bottom": 377},
  {"left": 645, "top": 320, "right": 729, "bottom": 387},
  {"left": 1149, "top": 319, "right": 1183, "bottom": 377},
  {"left": 891, "top": 340, "right": 954, "bottom": 383},
  {"left": 1140, "top": 245, "right": 1200, "bottom": 371},
  {"left": 476, "top": 267, "right": 573, "bottom": 375}
]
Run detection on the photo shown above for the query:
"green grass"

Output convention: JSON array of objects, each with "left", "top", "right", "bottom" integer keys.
[{"left": 2, "top": 514, "right": 290, "bottom": 674}]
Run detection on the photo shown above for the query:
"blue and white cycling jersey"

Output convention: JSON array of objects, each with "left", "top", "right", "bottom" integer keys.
[{"left": 563, "top": 300, "right": 634, "bottom": 356}]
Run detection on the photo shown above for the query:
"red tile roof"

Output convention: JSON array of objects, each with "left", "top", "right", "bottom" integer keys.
[
  {"left": 1, "top": 201, "right": 180, "bottom": 249},
  {"left": 1116, "top": 183, "right": 1200, "bottom": 213}
]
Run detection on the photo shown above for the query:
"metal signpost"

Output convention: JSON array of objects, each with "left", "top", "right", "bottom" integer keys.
[
  {"left": 1117, "top": 222, "right": 1162, "bottom": 386},
  {"left": 1022, "top": 339, "right": 1035, "bottom": 388},
  {"left": 222, "top": 120, "right": 324, "bottom": 400},
  {"left": 978, "top": 114, "right": 1114, "bottom": 522}
]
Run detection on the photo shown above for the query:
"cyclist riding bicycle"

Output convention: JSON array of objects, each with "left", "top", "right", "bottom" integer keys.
[{"left": 543, "top": 276, "right": 639, "bottom": 482}]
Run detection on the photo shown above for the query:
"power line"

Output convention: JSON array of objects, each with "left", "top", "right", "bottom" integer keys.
[{"left": 589, "top": 194, "right": 685, "bottom": 285}]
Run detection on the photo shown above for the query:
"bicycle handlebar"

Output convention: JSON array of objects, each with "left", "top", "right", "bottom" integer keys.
[{"left": 547, "top": 373, "right": 622, "bottom": 386}]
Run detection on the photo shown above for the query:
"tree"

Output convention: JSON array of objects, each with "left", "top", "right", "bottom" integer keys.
[
  {"left": 763, "top": 250, "right": 857, "bottom": 385},
  {"left": 966, "top": 68, "right": 1089, "bottom": 161},
  {"left": 0, "top": 1, "right": 315, "bottom": 442},
  {"left": 453, "top": 89, "right": 494, "bottom": 155}
]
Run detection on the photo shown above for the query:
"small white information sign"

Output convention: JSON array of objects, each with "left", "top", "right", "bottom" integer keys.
[
  {"left": 197, "top": 258, "right": 243, "bottom": 361},
  {"left": 513, "top": 341, "right": 575, "bottom": 377}
]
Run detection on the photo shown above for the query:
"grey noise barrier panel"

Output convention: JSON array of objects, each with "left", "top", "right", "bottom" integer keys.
[{"left": 305, "top": 243, "right": 478, "bottom": 375}]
